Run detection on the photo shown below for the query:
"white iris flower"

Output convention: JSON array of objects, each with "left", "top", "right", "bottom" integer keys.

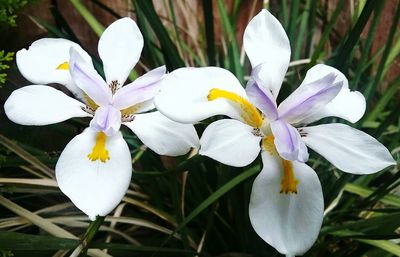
[
  {"left": 5, "top": 18, "right": 199, "bottom": 220},
  {"left": 154, "top": 9, "right": 396, "bottom": 257}
]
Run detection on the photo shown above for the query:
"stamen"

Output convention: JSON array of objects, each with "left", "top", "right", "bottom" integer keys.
[
  {"left": 121, "top": 114, "right": 135, "bottom": 122},
  {"left": 81, "top": 106, "right": 95, "bottom": 115},
  {"left": 252, "top": 127, "right": 262, "bottom": 137},
  {"left": 110, "top": 80, "right": 119, "bottom": 95},
  {"left": 56, "top": 61, "right": 69, "bottom": 70},
  {"left": 87, "top": 132, "right": 110, "bottom": 162},
  {"left": 280, "top": 159, "right": 299, "bottom": 194},
  {"left": 207, "top": 88, "right": 263, "bottom": 128}
]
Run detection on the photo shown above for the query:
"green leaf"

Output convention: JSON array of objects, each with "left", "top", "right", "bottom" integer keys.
[
  {"left": 162, "top": 165, "right": 260, "bottom": 245},
  {"left": 217, "top": 0, "right": 244, "bottom": 84},
  {"left": 0, "top": 232, "right": 78, "bottom": 250},
  {"left": 133, "top": 0, "right": 184, "bottom": 70},
  {"left": 344, "top": 183, "right": 400, "bottom": 207}
]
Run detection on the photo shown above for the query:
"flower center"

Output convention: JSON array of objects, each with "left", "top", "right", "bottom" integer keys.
[
  {"left": 87, "top": 132, "right": 110, "bottom": 162},
  {"left": 207, "top": 88, "right": 263, "bottom": 128},
  {"left": 262, "top": 135, "right": 299, "bottom": 194}
]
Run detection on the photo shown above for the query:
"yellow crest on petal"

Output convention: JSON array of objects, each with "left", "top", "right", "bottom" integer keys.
[
  {"left": 280, "top": 159, "right": 299, "bottom": 194},
  {"left": 207, "top": 88, "right": 263, "bottom": 128},
  {"left": 88, "top": 132, "right": 110, "bottom": 162},
  {"left": 262, "top": 135, "right": 299, "bottom": 194},
  {"left": 56, "top": 61, "right": 69, "bottom": 70}
]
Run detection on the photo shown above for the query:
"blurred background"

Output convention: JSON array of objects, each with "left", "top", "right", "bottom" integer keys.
[{"left": 0, "top": 0, "right": 399, "bottom": 256}]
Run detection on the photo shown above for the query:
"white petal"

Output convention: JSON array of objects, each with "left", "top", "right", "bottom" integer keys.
[
  {"left": 16, "top": 38, "right": 92, "bottom": 97},
  {"left": 200, "top": 119, "right": 261, "bottom": 167},
  {"left": 249, "top": 152, "right": 323, "bottom": 256},
  {"left": 56, "top": 128, "right": 132, "bottom": 220},
  {"left": 302, "top": 124, "right": 396, "bottom": 174},
  {"left": 297, "top": 64, "right": 366, "bottom": 124},
  {"left": 98, "top": 17, "right": 144, "bottom": 85},
  {"left": 243, "top": 9, "right": 291, "bottom": 98},
  {"left": 4, "top": 85, "right": 90, "bottom": 126},
  {"left": 125, "top": 111, "right": 199, "bottom": 156},
  {"left": 154, "top": 67, "right": 246, "bottom": 124},
  {"left": 69, "top": 48, "right": 112, "bottom": 106}
]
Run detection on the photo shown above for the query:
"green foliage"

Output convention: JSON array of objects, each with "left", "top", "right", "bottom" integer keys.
[
  {"left": 0, "top": 0, "right": 27, "bottom": 27},
  {"left": 0, "top": 250, "right": 14, "bottom": 257},
  {"left": 0, "top": 50, "right": 14, "bottom": 85}
]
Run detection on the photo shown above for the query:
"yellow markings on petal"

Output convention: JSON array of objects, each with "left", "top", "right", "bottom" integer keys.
[
  {"left": 121, "top": 103, "right": 142, "bottom": 116},
  {"left": 56, "top": 61, "right": 69, "bottom": 70},
  {"left": 83, "top": 93, "right": 98, "bottom": 111},
  {"left": 262, "top": 134, "right": 299, "bottom": 194},
  {"left": 262, "top": 135, "right": 276, "bottom": 155},
  {"left": 207, "top": 88, "right": 263, "bottom": 128},
  {"left": 280, "top": 159, "right": 299, "bottom": 194},
  {"left": 87, "top": 132, "right": 110, "bottom": 162}
]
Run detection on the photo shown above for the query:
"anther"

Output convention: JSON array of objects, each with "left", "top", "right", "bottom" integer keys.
[
  {"left": 109, "top": 80, "right": 120, "bottom": 95},
  {"left": 252, "top": 127, "right": 262, "bottom": 137},
  {"left": 121, "top": 114, "right": 135, "bottom": 122},
  {"left": 81, "top": 106, "right": 95, "bottom": 115}
]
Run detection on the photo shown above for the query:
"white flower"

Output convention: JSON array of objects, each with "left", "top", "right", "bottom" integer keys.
[
  {"left": 154, "top": 9, "right": 396, "bottom": 257},
  {"left": 5, "top": 17, "right": 199, "bottom": 220}
]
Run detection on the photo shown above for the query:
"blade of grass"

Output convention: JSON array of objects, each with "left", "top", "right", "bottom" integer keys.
[
  {"left": 309, "top": 0, "right": 345, "bottom": 66},
  {"left": 0, "top": 135, "right": 54, "bottom": 178},
  {"left": 351, "top": 0, "right": 385, "bottom": 89},
  {"left": 0, "top": 195, "right": 111, "bottom": 257},
  {"left": 202, "top": 0, "right": 215, "bottom": 65},
  {"left": 365, "top": 76, "right": 400, "bottom": 122},
  {"left": 134, "top": 0, "right": 184, "bottom": 69},
  {"left": 160, "top": 165, "right": 260, "bottom": 247},
  {"left": 364, "top": 2, "right": 400, "bottom": 101},
  {"left": 217, "top": 0, "right": 244, "bottom": 83},
  {"left": 69, "top": 0, "right": 104, "bottom": 36},
  {"left": 333, "top": 0, "right": 380, "bottom": 69},
  {"left": 344, "top": 183, "right": 400, "bottom": 207}
]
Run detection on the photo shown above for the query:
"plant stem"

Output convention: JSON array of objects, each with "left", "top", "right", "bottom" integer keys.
[{"left": 70, "top": 216, "right": 105, "bottom": 257}]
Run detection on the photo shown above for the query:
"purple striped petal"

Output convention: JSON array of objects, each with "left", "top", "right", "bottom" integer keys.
[
  {"left": 246, "top": 79, "right": 278, "bottom": 121},
  {"left": 278, "top": 73, "right": 342, "bottom": 124},
  {"left": 270, "top": 119, "right": 309, "bottom": 162},
  {"left": 69, "top": 48, "right": 112, "bottom": 106},
  {"left": 112, "top": 66, "right": 166, "bottom": 110},
  {"left": 90, "top": 105, "right": 121, "bottom": 136}
]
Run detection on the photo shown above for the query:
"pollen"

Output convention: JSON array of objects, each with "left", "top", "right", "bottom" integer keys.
[
  {"left": 280, "top": 159, "right": 299, "bottom": 194},
  {"left": 87, "top": 132, "right": 110, "bottom": 162},
  {"left": 207, "top": 88, "right": 263, "bottom": 128},
  {"left": 56, "top": 61, "right": 69, "bottom": 70}
]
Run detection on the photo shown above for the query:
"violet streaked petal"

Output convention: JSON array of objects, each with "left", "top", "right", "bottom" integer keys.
[
  {"left": 69, "top": 48, "right": 112, "bottom": 106},
  {"left": 278, "top": 73, "right": 342, "bottom": 124},
  {"left": 112, "top": 66, "right": 166, "bottom": 110},
  {"left": 270, "top": 120, "right": 309, "bottom": 162},
  {"left": 295, "top": 64, "right": 366, "bottom": 124},
  {"left": 246, "top": 78, "right": 278, "bottom": 121},
  {"left": 90, "top": 105, "right": 121, "bottom": 136}
]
